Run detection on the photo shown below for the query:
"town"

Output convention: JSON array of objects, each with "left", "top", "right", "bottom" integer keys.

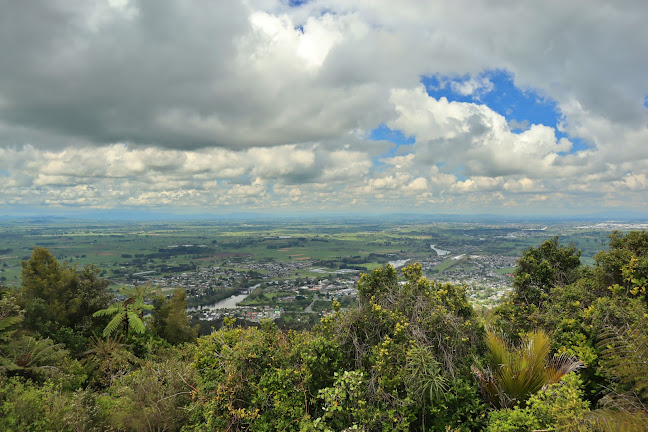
[{"left": 0, "top": 218, "right": 622, "bottom": 328}]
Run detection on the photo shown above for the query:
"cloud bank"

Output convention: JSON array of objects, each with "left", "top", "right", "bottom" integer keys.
[{"left": 0, "top": 0, "right": 646, "bottom": 214}]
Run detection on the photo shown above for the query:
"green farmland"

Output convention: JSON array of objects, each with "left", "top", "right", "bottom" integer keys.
[{"left": 0, "top": 217, "right": 622, "bottom": 290}]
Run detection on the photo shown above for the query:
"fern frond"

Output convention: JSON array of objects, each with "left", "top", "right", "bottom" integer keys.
[
  {"left": 93, "top": 305, "right": 120, "bottom": 317},
  {"left": 0, "top": 315, "right": 23, "bottom": 341},
  {"left": 130, "top": 297, "right": 153, "bottom": 311},
  {"left": 28, "top": 338, "right": 66, "bottom": 365},
  {"left": 598, "top": 325, "right": 648, "bottom": 400},
  {"left": 127, "top": 311, "right": 146, "bottom": 334},
  {"left": 586, "top": 408, "right": 648, "bottom": 432},
  {"left": 585, "top": 325, "right": 648, "bottom": 431},
  {"left": 0, "top": 315, "right": 23, "bottom": 332},
  {"left": 103, "top": 312, "right": 126, "bottom": 337}
]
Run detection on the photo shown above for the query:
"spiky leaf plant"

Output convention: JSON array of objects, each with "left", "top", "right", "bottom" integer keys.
[
  {"left": 404, "top": 344, "right": 447, "bottom": 402},
  {"left": 473, "top": 330, "right": 583, "bottom": 408}
]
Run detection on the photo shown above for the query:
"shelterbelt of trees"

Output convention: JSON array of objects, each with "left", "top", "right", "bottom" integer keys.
[{"left": 1, "top": 231, "right": 648, "bottom": 431}]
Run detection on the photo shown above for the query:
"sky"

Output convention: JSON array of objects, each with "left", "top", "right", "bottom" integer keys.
[{"left": 1, "top": 0, "right": 647, "bottom": 217}]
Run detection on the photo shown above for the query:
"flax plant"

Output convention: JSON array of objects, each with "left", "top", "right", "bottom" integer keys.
[{"left": 473, "top": 330, "right": 583, "bottom": 408}]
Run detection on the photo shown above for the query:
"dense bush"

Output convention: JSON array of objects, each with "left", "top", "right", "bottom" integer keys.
[{"left": 1, "top": 234, "right": 648, "bottom": 430}]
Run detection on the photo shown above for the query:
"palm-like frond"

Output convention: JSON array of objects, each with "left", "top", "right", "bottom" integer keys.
[
  {"left": 545, "top": 352, "right": 587, "bottom": 381},
  {"left": 130, "top": 298, "right": 154, "bottom": 312},
  {"left": 483, "top": 331, "right": 548, "bottom": 405},
  {"left": 473, "top": 330, "right": 583, "bottom": 408}
]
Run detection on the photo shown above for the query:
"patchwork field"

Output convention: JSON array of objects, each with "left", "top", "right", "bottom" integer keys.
[{"left": 0, "top": 217, "right": 629, "bottom": 293}]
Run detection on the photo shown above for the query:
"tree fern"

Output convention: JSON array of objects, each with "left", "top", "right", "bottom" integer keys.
[
  {"left": 93, "top": 285, "right": 155, "bottom": 337},
  {"left": 119, "top": 283, "right": 159, "bottom": 303},
  {"left": 0, "top": 336, "right": 68, "bottom": 380},
  {"left": 82, "top": 335, "right": 140, "bottom": 387}
]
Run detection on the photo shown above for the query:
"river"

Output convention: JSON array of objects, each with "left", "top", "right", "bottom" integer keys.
[
  {"left": 186, "top": 293, "right": 249, "bottom": 312},
  {"left": 430, "top": 244, "right": 450, "bottom": 256},
  {"left": 388, "top": 259, "right": 410, "bottom": 268}
]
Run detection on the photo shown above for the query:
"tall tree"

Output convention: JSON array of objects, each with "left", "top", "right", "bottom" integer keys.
[
  {"left": 594, "top": 231, "right": 648, "bottom": 300},
  {"left": 151, "top": 288, "right": 197, "bottom": 345},
  {"left": 513, "top": 237, "right": 581, "bottom": 307},
  {"left": 496, "top": 237, "right": 582, "bottom": 335},
  {"left": 21, "top": 247, "right": 73, "bottom": 332},
  {"left": 20, "top": 247, "right": 110, "bottom": 334}
]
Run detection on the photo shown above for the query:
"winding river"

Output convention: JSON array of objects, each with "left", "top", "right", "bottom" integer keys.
[
  {"left": 430, "top": 244, "right": 450, "bottom": 256},
  {"left": 186, "top": 293, "right": 249, "bottom": 312},
  {"left": 387, "top": 258, "right": 410, "bottom": 268}
]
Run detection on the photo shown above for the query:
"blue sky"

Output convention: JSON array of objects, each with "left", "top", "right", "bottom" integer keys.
[
  {"left": 0, "top": 1, "right": 646, "bottom": 216},
  {"left": 422, "top": 71, "right": 590, "bottom": 153},
  {"left": 371, "top": 70, "right": 589, "bottom": 154},
  {"left": 423, "top": 71, "right": 559, "bottom": 127}
]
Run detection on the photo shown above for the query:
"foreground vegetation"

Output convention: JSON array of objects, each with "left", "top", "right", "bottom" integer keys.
[{"left": 1, "top": 230, "right": 648, "bottom": 430}]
